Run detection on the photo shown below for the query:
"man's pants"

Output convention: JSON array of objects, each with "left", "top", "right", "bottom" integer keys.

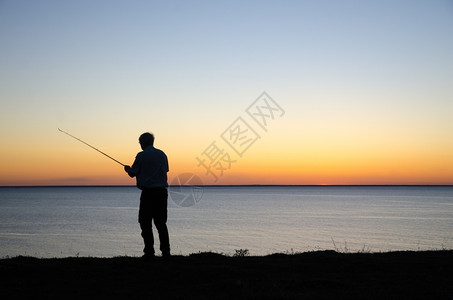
[{"left": 139, "top": 188, "right": 170, "bottom": 255}]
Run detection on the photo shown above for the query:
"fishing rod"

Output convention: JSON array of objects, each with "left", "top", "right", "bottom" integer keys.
[{"left": 58, "top": 128, "right": 125, "bottom": 166}]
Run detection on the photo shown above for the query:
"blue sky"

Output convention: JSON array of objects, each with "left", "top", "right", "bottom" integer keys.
[{"left": 1, "top": 0, "right": 453, "bottom": 185}]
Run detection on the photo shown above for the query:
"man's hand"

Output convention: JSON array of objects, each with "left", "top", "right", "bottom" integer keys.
[{"left": 124, "top": 165, "right": 135, "bottom": 178}]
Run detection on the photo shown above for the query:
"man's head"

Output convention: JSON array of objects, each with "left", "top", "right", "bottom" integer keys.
[{"left": 139, "top": 132, "right": 155, "bottom": 150}]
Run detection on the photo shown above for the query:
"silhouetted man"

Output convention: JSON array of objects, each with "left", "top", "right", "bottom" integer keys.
[{"left": 124, "top": 132, "right": 170, "bottom": 259}]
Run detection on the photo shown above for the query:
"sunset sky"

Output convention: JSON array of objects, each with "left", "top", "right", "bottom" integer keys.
[{"left": 1, "top": 0, "right": 452, "bottom": 186}]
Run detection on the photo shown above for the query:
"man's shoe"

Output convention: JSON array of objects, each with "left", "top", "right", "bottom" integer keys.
[
  {"left": 162, "top": 252, "right": 171, "bottom": 261},
  {"left": 141, "top": 253, "right": 155, "bottom": 261}
]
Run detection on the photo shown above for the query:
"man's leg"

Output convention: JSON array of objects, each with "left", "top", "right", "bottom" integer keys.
[
  {"left": 140, "top": 221, "right": 154, "bottom": 256},
  {"left": 139, "top": 191, "right": 155, "bottom": 256},
  {"left": 154, "top": 220, "right": 170, "bottom": 255},
  {"left": 153, "top": 188, "right": 170, "bottom": 256}
]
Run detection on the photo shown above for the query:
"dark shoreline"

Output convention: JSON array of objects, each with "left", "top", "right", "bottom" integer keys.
[{"left": 2, "top": 250, "right": 452, "bottom": 299}]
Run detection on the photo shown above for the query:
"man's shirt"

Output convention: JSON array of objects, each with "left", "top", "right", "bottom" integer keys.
[{"left": 129, "top": 146, "right": 169, "bottom": 189}]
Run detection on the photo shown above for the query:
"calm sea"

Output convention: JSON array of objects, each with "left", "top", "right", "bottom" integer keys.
[{"left": 0, "top": 186, "right": 452, "bottom": 258}]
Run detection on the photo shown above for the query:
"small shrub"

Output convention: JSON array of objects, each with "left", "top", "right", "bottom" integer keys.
[{"left": 233, "top": 249, "right": 249, "bottom": 257}]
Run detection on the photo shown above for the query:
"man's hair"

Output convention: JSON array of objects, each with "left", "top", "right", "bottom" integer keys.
[{"left": 139, "top": 132, "right": 155, "bottom": 148}]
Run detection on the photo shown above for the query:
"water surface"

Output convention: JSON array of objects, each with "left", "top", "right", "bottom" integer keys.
[{"left": 0, "top": 186, "right": 452, "bottom": 257}]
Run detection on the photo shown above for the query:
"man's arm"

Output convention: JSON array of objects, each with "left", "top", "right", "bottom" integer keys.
[
  {"left": 124, "top": 165, "right": 135, "bottom": 178},
  {"left": 124, "top": 153, "right": 142, "bottom": 178}
]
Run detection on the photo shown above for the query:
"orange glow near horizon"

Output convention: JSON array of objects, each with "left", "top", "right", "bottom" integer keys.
[
  {"left": 1, "top": 123, "right": 452, "bottom": 186},
  {"left": 2, "top": 150, "right": 451, "bottom": 186}
]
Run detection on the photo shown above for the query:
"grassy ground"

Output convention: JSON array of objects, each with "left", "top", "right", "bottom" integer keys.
[{"left": 1, "top": 250, "right": 452, "bottom": 299}]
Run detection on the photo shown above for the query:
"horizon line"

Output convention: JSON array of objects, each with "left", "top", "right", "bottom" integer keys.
[{"left": 1, "top": 184, "right": 452, "bottom": 188}]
